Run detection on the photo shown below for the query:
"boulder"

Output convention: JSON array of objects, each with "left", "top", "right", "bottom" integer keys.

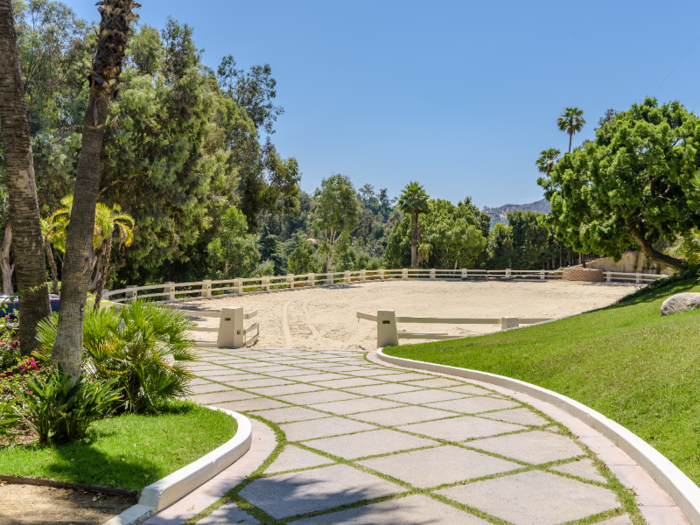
[{"left": 660, "top": 293, "right": 700, "bottom": 316}]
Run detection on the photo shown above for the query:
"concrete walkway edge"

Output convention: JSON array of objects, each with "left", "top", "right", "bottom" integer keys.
[
  {"left": 103, "top": 408, "right": 253, "bottom": 525},
  {"left": 376, "top": 347, "right": 700, "bottom": 525}
]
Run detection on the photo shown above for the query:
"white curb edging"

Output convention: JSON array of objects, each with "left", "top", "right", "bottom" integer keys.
[
  {"left": 376, "top": 348, "right": 700, "bottom": 525},
  {"left": 103, "top": 407, "right": 252, "bottom": 525}
]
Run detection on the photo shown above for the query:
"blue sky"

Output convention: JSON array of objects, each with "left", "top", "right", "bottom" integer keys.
[{"left": 63, "top": 0, "right": 700, "bottom": 208}]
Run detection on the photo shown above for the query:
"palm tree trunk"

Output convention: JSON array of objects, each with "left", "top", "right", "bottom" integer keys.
[
  {"left": 568, "top": 131, "right": 573, "bottom": 153},
  {"left": 0, "top": 0, "right": 51, "bottom": 354},
  {"left": 50, "top": 0, "right": 139, "bottom": 378},
  {"left": 94, "top": 237, "right": 112, "bottom": 309},
  {"left": 45, "top": 237, "right": 59, "bottom": 295},
  {"left": 1, "top": 222, "right": 13, "bottom": 295},
  {"left": 410, "top": 211, "right": 418, "bottom": 268}
]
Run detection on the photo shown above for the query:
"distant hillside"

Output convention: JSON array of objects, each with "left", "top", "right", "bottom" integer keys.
[{"left": 482, "top": 198, "right": 551, "bottom": 228}]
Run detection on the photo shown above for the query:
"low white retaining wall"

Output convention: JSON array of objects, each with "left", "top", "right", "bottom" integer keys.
[
  {"left": 104, "top": 407, "right": 252, "bottom": 525},
  {"left": 102, "top": 269, "right": 662, "bottom": 304},
  {"left": 376, "top": 349, "right": 700, "bottom": 525}
]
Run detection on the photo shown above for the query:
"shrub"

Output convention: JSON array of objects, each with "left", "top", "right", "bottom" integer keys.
[
  {"left": 0, "top": 399, "right": 21, "bottom": 437},
  {"left": 20, "top": 368, "right": 120, "bottom": 444},
  {"left": 37, "top": 301, "right": 196, "bottom": 413}
]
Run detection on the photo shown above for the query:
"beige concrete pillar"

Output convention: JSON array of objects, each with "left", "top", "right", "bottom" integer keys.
[
  {"left": 540, "top": 270, "right": 545, "bottom": 281},
  {"left": 308, "top": 273, "right": 315, "bottom": 287},
  {"left": 402, "top": 269, "right": 408, "bottom": 280},
  {"left": 501, "top": 317, "right": 519, "bottom": 330},
  {"left": 201, "top": 280, "right": 212, "bottom": 298},
  {"left": 287, "top": 275, "right": 294, "bottom": 289},
  {"left": 217, "top": 307, "right": 244, "bottom": 348},
  {"left": 360, "top": 270, "right": 366, "bottom": 282},
  {"left": 377, "top": 309, "right": 399, "bottom": 348},
  {"left": 234, "top": 278, "right": 242, "bottom": 295},
  {"left": 126, "top": 285, "right": 137, "bottom": 301},
  {"left": 344, "top": 271, "right": 351, "bottom": 284},
  {"left": 264, "top": 276, "right": 270, "bottom": 292},
  {"left": 379, "top": 269, "right": 385, "bottom": 280},
  {"left": 605, "top": 272, "right": 611, "bottom": 283},
  {"left": 165, "top": 282, "right": 175, "bottom": 301},
  {"left": 430, "top": 269, "right": 436, "bottom": 280},
  {"left": 461, "top": 268, "right": 467, "bottom": 279}
]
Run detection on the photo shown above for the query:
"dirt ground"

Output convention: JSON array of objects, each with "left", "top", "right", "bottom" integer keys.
[
  {"left": 179, "top": 280, "right": 637, "bottom": 350},
  {"left": 0, "top": 483, "right": 134, "bottom": 525}
]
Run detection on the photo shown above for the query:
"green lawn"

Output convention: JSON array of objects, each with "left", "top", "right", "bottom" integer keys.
[
  {"left": 0, "top": 401, "right": 236, "bottom": 492},
  {"left": 385, "top": 279, "right": 700, "bottom": 486}
]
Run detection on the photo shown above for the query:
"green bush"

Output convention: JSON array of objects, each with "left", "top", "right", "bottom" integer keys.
[
  {"left": 0, "top": 399, "right": 21, "bottom": 437},
  {"left": 36, "top": 301, "right": 196, "bottom": 413},
  {"left": 20, "top": 368, "right": 120, "bottom": 444}
]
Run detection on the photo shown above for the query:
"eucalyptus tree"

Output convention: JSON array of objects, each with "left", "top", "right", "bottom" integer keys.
[
  {"left": 51, "top": 0, "right": 140, "bottom": 378},
  {"left": 314, "top": 174, "right": 361, "bottom": 272},
  {"left": 0, "top": 0, "right": 51, "bottom": 353},
  {"left": 557, "top": 107, "right": 586, "bottom": 153},
  {"left": 397, "top": 182, "right": 430, "bottom": 268}
]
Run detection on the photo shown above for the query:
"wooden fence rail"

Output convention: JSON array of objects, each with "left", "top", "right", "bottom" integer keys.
[{"left": 357, "top": 310, "right": 553, "bottom": 347}]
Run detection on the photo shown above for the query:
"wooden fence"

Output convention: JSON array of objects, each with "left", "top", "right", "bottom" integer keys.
[
  {"left": 101, "top": 269, "right": 664, "bottom": 304},
  {"left": 358, "top": 309, "right": 552, "bottom": 347}
]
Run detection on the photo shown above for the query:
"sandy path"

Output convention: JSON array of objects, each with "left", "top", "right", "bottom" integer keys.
[{"left": 178, "top": 280, "right": 636, "bottom": 351}]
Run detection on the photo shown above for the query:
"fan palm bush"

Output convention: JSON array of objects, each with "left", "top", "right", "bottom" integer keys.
[{"left": 37, "top": 301, "right": 196, "bottom": 413}]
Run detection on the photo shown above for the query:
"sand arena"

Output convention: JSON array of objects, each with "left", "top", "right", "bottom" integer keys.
[{"left": 177, "top": 280, "right": 636, "bottom": 351}]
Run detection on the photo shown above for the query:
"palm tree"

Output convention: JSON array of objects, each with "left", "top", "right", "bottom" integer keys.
[
  {"left": 398, "top": 182, "right": 431, "bottom": 268},
  {"left": 0, "top": 0, "right": 52, "bottom": 353},
  {"left": 417, "top": 242, "right": 432, "bottom": 266},
  {"left": 535, "top": 148, "right": 561, "bottom": 178},
  {"left": 93, "top": 203, "right": 134, "bottom": 308},
  {"left": 52, "top": 0, "right": 140, "bottom": 378},
  {"left": 556, "top": 107, "right": 586, "bottom": 153}
]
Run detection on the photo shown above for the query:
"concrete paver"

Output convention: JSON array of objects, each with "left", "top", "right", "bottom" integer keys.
[
  {"left": 196, "top": 503, "right": 259, "bottom": 524},
  {"left": 403, "top": 378, "right": 466, "bottom": 388},
  {"left": 344, "top": 383, "right": 422, "bottom": 396},
  {"left": 280, "top": 416, "right": 377, "bottom": 441},
  {"left": 436, "top": 470, "right": 620, "bottom": 525},
  {"left": 214, "top": 398, "right": 289, "bottom": 411},
  {"left": 266, "top": 445, "right": 335, "bottom": 473},
  {"left": 427, "top": 396, "right": 520, "bottom": 414},
  {"left": 246, "top": 383, "right": 323, "bottom": 396},
  {"left": 302, "top": 428, "right": 439, "bottom": 460},
  {"left": 311, "top": 397, "right": 403, "bottom": 415},
  {"left": 238, "top": 464, "right": 402, "bottom": 519},
  {"left": 480, "top": 407, "right": 549, "bottom": 426},
  {"left": 288, "top": 494, "right": 492, "bottom": 524},
  {"left": 190, "top": 390, "right": 257, "bottom": 404},
  {"left": 358, "top": 445, "right": 520, "bottom": 488},
  {"left": 401, "top": 415, "right": 525, "bottom": 441},
  {"left": 550, "top": 458, "right": 607, "bottom": 483},
  {"left": 277, "top": 390, "right": 362, "bottom": 405},
  {"left": 350, "top": 406, "right": 456, "bottom": 426},
  {"left": 469, "top": 430, "right": 584, "bottom": 464},
  {"left": 382, "top": 389, "right": 466, "bottom": 404},
  {"left": 251, "top": 406, "right": 326, "bottom": 424}
]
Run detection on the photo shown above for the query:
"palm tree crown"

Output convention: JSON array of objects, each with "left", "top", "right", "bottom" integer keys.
[
  {"left": 398, "top": 182, "right": 430, "bottom": 268},
  {"left": 535, "top": 148, "right": 561, "bottom": 177},
  {"left": 397, "top": 182, "right": 430, "bottom": 216},
  {"left": 556, "top": 107, "right": 586, "bottom": 153}
]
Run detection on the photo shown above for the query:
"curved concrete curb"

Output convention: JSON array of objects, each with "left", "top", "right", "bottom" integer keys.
[
  {"left": 103, "top": 407, "right": 252, "bottom": 525},
  {"left": 376, "top": 348, "right": 700, "bottom": 525}
]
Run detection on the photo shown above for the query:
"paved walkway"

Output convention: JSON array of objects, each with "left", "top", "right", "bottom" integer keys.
[{"left": 171, "top": 348, "right": 686, "bottom": 525}]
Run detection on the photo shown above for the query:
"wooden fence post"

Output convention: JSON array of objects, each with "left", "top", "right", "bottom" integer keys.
[{"left": 377, "top": 309, "right": 399, "bottom": 347}]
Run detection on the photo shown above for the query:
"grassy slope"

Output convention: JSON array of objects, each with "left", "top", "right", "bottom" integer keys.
[
  {"left": 386, "top": 280, "right": 700, "bottom": 485},
  {"left": 0, "top": 401, "right": 237, "bottom": 492}
]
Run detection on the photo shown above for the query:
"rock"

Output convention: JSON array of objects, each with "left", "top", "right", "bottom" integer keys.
[{"left": 660, "top": 293, "right": 700, "bottom": 316}]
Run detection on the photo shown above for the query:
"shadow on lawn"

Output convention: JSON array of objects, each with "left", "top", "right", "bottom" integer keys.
[
  {"left": 39, "top": 429, "right": 159, "bottom": 491},
  {"left": 609, "top": 277, "right": 699, "bottom": 309}
]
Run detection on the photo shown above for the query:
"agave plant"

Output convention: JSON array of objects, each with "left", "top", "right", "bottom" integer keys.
[{"left": 37, "top": 300, "right": 196, "bottom": 413}]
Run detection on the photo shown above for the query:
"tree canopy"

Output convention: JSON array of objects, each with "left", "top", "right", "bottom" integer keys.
[{"left": 540, "top": 98, "right": 700, "bottom": 269}]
